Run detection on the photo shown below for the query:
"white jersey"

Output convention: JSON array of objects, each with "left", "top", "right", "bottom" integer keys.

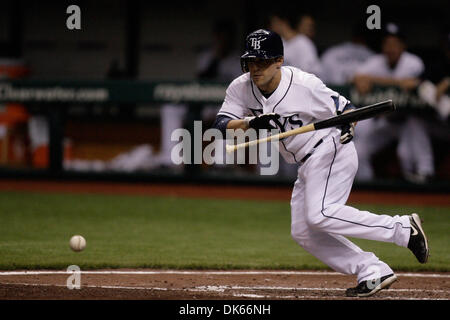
[
  {"left": 355, "top": 51, "right": 424, "bottom": 78},
  {"left": 218, "top": 66, "right": 351, "bottom": 164},
  {"left": 320, "top": 42, "right": 374, "bottom": 85},
  {"left": 283, "top": 34, "right": 323, "bottom": 79}
]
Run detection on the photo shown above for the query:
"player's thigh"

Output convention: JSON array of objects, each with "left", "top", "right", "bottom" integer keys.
[{"left": 303, "top": 139, "right": 357, "bottom": 214}]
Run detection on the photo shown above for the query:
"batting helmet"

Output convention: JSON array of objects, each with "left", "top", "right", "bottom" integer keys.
[{"left": 240, "top": 29, "right": 284, "bottom": 73}]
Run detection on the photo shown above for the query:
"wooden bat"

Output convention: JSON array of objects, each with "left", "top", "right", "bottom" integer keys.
[{"left": 225, "top": 99, "right": 396, "bottom": 153}]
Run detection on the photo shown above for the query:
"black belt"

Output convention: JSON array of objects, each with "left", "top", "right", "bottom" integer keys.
[{"left": 300, "top": 139, "right": 323, "bottom": 164}]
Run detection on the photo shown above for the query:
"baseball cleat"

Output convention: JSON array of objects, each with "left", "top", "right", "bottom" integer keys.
[
  {"left": 345, "top": 273, "right": 397, "bottom": 297},
  {"left": 407, "top": 213, "right": 430, "bottom": 263}
]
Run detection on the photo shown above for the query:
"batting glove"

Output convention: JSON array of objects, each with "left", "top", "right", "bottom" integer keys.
[
  {"left": 244, "top": 113, "right": 281, "bottom": 130},
  {"left": 339, "top": 123, "right": 355, "bottom": 144}
]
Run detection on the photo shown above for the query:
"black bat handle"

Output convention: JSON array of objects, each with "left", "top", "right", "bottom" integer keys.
[{"left": 314, "top": 100, "right": 395, "bottom": 130}]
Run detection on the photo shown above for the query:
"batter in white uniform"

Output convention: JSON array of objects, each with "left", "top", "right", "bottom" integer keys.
[{"left": 213, "top": 29, "right": 430, "bottom": 297}]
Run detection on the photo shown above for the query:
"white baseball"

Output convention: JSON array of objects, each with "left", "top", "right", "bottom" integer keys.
[{"left": 69, "top": 235, "right": 86, "bottom": 252}]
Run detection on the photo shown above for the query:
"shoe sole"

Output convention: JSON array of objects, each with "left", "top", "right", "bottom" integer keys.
[
  {"left": 356, "top": 274, "right": 398, "bottom": 297},
  {"left": 411, "top": 213, "right": 430, "bottom": 263}
]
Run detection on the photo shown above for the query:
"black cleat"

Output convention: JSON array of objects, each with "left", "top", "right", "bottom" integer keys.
[
  {"left": 345, "top": 274, "right": 397, "bottom": 297},
  {"left": 407, "top": 213, "right": 430, "bottom": 263}
]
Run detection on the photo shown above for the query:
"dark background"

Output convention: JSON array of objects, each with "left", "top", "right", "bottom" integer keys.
[{"left": 1, "top": 0, "right": 448, "bottom": 79}]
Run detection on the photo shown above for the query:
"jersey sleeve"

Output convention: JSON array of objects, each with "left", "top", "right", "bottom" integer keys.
[
  {"left": 217, "top": 81, "right": 250, "bottom": 119},
  {"left": 212, "top": 114, "right": 233, "bottom": 137},
  {"left": 309, "top": 78, "right": 351, "bottom": 119}
]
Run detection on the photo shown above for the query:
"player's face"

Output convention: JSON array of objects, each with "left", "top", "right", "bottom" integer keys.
[
  {"left": 382, "top": 36, "right": 405, "bottom": 66},
  {"left": 268, "top": 16, "right": 284, "bottom": 35},
  {"left": 297, "top": 15, "right": 316, "bottom": 39},
  {"left": 247, "top": 58, "right": 283, "bottom": 91}
]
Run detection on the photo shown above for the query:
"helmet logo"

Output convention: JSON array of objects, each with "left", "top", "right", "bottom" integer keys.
[{"left": 250, "top": 37, "right": 265, "bottom": 50}]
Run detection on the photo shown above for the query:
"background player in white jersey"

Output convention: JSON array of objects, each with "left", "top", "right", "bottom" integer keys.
[
  {"left": 268, "top": 11, "right": 323, "bottom": 78},
  {"left": 213, "top": 29, "right": 429, "bottom": 297},
  {"left": 320, "top": 23, "right": 374, "bottom": 86},
  {"left": 297, "top": 13, "right": 316, "bottom": 41},
  {"left": 353, "top": 23, "right": 435, "bottom": 183}
]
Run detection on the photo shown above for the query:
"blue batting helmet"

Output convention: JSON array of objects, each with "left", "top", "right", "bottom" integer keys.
[{"left": 240, "top": 29, "right": 284, "bottom": 72}]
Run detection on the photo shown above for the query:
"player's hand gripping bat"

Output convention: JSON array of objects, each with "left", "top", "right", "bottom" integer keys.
[{"left": 225, "top": 100, "right": 396, "bottom": 153}]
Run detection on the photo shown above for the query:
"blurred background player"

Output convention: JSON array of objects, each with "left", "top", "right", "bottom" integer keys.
[
  {"left": 352, "top": 22, "right": 435, "bottom": 183},
  {"left": 417, "top": 29, "right": 450, "bottom": 122},
  {"left": 416, "top": 29, "right": 450, "bottom": 180},
  {"left": 157, "top": 19, "right": 241, "bottom": 169},
  {"left": 320, "top": 22, "right": 374, "bottom": 86},
  {"left": 297, "top": 13, "right": 316, "bottom": 40},
  {"left": 268, "top": 10, "right": 322, "bottom": 79}
]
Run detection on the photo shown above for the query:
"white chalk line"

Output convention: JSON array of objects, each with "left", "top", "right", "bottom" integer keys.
[
  {"left": 0, "top": 270, "right": 449, "bottom": 278},
  {"left": 191, "top": 285, "right": 448, "bottom": 294},
  {"left": 225, "top": 293, "right": 446, "bottom": 300},
  {"left": 1, "top": 282, "right": 448, "bottom": 300}
]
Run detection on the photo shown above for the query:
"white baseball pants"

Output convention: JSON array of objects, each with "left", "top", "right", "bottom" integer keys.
[{"left": 290, "top": 134, "right": 411, "bottom": 283}]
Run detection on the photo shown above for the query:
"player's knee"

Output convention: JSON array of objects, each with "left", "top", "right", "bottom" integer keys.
[
  {"left": 291, "top": 223, "right": 309, "bottom": 244},
  {"left": 304, "top": 209, "right": 326, "bottom": 229},
  {"left": 291, "top": 228, "right": 303, "bottom": 242},
  {"left": 291, "top": 226, "right": 317, "bottom": 250}
]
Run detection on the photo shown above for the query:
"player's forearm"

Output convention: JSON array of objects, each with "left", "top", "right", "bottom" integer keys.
[
  {"left": 212, "top": 115, "right": 249, "bottom": 137},
  {"left": 227, "top": 119, "right": 249, "bottom": 130}
]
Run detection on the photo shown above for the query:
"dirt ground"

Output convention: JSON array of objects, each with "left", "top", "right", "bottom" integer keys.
[
  {"left": 0, "top": 270, "right": 449, "bottom": 300},
  {"left": 0, "top": 180, "right": 449, "bottom": 206},
  {"left": 0, "top": 180, "right": 448, "bottom": 300}
]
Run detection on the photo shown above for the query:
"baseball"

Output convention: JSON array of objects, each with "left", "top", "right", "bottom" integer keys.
[{"left": 69, "top": 235, "right": 86, "bottom": 252}]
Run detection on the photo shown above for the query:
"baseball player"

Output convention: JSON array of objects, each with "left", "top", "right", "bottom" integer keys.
[
  {"left": 213, "top": 29, "right": 430, "bottom": 297},
  {"left": 269, "top": 11, "right": 323, "bottom": 79},
  {"left": 353, "top": 23, "right": 434, "bottom": 183},
  {"left": 320, "top": 23, "right": 374, "bottom": 86}
]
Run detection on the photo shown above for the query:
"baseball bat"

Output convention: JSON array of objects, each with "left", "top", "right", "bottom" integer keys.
[{"left": 226, "top": 99, "right": 395, "bottom": 153}]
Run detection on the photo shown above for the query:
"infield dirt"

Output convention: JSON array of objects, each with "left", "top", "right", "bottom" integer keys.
[{"left": 0, "top": 270, "right": 449, "bottom": 300}]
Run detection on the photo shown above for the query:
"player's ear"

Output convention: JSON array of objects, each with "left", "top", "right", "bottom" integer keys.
[{"left": 276, "top": 57, "right": 283, "bottom": 69}]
